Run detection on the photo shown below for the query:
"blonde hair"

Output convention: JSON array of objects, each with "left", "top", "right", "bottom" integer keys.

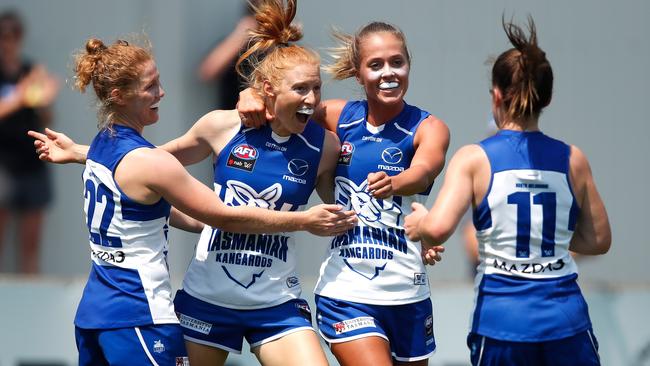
[
  {"left": 73, "top": 37, "right": 152, "bottom": 130},
  {"left": 324, "top": 21, "right": 411, "bottom": 80},
  {"left": 236, "top": 0, "right": 319, "bottom": 92}
]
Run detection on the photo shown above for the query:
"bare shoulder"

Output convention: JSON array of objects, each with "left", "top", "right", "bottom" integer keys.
[
  {"left": 569, "top": 144, "right": 591, "bottom": 175},
  {"left": 417, "top": 114, "right": 450, "bottom": 139},
  {"left": 194, "top": 109, "right": 241, "bottom": 135},
  {"left": 323, "top": 129, "right": 341, "bottom": 148},
  {"left": 122, "top": 147, "right": 182, "bottom": 173}
]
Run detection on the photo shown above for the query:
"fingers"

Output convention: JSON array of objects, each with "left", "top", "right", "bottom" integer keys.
[
  {"left": 27, "top": 130, "right": 48, "bottom": 142},
  {"left": 421, "top": 246, "right": 444, "bottom": 265},
  {"left": 411, "top": 202, "right": 426, "bottom": 212}
]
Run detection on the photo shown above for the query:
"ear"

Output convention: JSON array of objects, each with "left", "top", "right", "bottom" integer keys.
[
  {"left": 110, "top": 88, "right": 126, "bottom": 106},
  {"left": 491, "top": 86, "right": 503, "bottom": 107},
  {"left": 262, "top": 80, "right": 275, "bottom": 98}
]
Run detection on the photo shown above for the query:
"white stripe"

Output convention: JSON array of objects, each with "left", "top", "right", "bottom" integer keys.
[
  {"left": 394, "top": 122, "right": 414, "bottom": 136},
  {"left": 339, "top": 117, "right": 364, "bottom": 129},
  {"left": 296, "top": 133, "right": 320, "bottom": 152},
  {"left": 242, "top": 127, "right": 256, "bottom": 134},
  {"left": 477, "top": 336, "right": 485, "bottom": 366},
  {"left": 184, "top": 335, "right": 242, "bottom": 354},
  {"left": 135, "top": 327, "right": 160, "bottom": 366},
  {"left": 249, "top": 326, "right": 315, "bottom": 349},
  {"left": 587, "top": 330, "right": 601, "bottom": 362}
]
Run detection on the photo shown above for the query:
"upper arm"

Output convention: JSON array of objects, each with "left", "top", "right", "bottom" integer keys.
[
  {"left": 568, "top": 145, "right": 611, "bottom": 254},
  {"left": 315, "top": 130, "right": 341, "bottom": 203},
  {"left": 419, "top": 145, "right": 481, "bottom": 243},
  {"left": 159, "top": 110, "right": 240, "bottom": 165},
  {"left": 412, "top": 115, "right": 450, "bottom": 182},
  {"left": 312, "top": 99, "right": 347, "bottom": 132}
]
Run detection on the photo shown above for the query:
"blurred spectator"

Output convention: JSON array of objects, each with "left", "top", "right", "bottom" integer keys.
[
  {"left": 197, "top": 1, "right": 257, "bottom": 110},
  {"left": 0, "top": 10, "right": 59, "bottom": 274}
]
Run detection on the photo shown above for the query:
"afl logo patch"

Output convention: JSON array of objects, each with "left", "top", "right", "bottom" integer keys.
[
  {"left": 288, "top": 159, "right": 309, "bottom": 176},
  {"left": 381, "top": 147, "right": 403, "bottom": 164},
  {"left": 227, "top": 144, "right": 258, "bottom": 172},
  {"left": 338, "top": 141, "right": 354, "bottom": 166}
]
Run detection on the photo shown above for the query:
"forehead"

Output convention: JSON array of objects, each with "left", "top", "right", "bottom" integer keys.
[
  {"left": 280, "top": 62, "right": 321, "bottom": 84},
  {"left": 138, "top": 59, "right": 159, "bottom": 82},
  {"left": 359, "top": 32, "right": 406, "bottom": 59}
]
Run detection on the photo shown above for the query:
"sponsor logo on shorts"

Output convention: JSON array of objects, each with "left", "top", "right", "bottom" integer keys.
[
  {"left": 414, "top": 272, "right": 427, "bottom": 285},
  {"left": 176, "top": 357, "right": 190, "bottom": 366},
  {"left": 333, "top": 316, "right": 376, "bottom": 335},
  {"left": 296, "top": 302, "right": 312, "bottom": 322},
  {"left": 179, "top": 313, "right": 212, "bottom": 335},
  {"left": 425, "top": 315, "right": 433, "bottom": 337},
  {"left": 153, "top": 339, "right": 165, "bottom": 353}
]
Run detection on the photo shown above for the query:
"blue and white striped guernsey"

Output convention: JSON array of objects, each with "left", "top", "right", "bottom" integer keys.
[
  {"left": 181, "top": 121, "right": 325, "bottom": 309},
  {"left": 75, "top": 125, "right": 176, "bottom": 329},
  {"left": 471, "top": 130, "right": 591, "bottom": 341},
  {"left": 314, "top": 100, "right": 433, "bottom": 305}
]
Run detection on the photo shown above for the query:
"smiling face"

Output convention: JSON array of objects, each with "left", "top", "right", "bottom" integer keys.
[
  {"left": 356, "top": 32, "right": 410, "bottom": 107},
  {"left": 116, "top": 59, "right": 165, "bottom": 130},
  {"left": 264, "top": 62, "right": 321, "bottom": 136}
]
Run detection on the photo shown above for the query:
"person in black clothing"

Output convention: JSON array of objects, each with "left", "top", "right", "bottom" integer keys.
[{"left": 0, "top": 10, "right": 59, "bottom": 274}]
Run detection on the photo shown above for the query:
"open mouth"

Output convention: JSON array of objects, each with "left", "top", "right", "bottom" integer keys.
[
  {"left": 296, "top": 107, "right": 314, "bottom": 124},
  {"left": 150, "top": 101, "right": 160, "bottom": 110},
  {"left": 379, "top": 81, "right": 399, "bottom": 91}
]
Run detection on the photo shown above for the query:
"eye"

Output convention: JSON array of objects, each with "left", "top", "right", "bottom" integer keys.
[
  {"left": 391, "top": 58, "right": 405, "bottom": 67},
  {"left": 369, "top": 61, "right": 382, "bottom": 70}
]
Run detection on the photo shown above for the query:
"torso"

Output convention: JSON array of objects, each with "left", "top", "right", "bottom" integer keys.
[
  {"left": 314, "top": 100, "right": 432, "bottom": 305},
  {"left": 470, "top": 130, "right": 591, "bottom": 341},
  {"left": 181, "top": 122, "right": 325, "bottom": 309},
  {"left": 75, "top": 125, "right": 175, "bottom": 329}
]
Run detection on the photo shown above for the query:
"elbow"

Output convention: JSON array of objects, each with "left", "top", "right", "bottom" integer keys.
[
  {"left": 595, "top": 231, "right": 612, "bottom": 255},
  {"left": 419, "top": 222, "right": 451, "bottom": 246}
]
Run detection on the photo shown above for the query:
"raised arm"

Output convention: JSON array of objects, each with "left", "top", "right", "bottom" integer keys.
[
  {"left": 568, "top": 145, "right": 611, "bottom": 255},
  {"left": 158, "top": 109, "right": 240, "bottom": 165},
  {"left": 237, "top": 86, "right": 347, "bottom": 133},
  {"left": 368, "top": 115, "right": 450, "bottom": 199}
]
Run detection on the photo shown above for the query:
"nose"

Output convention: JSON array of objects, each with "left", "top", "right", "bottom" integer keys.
[
  {"left": 304, "top": 89, "right": 317, "bottom": 105},
  {"left": 381, "top": 64, "right": 395, "bottom": 78},
  {"left": 159, "top": 84, "right": 165, "bottom": 99}
]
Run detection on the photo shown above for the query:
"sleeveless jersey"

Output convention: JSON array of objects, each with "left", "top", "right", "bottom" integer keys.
[
  {"left": 181, "top": 122, "right": 325, "bottom": 309},
  {"left": 75, "top": 125, "right": 176, "bottom": 329},
  {"left": 471, "top": 130, "right": 591, "bottom": 341},
  {"left": 314, "top": 100, "right": 432, "bottom": 305}
]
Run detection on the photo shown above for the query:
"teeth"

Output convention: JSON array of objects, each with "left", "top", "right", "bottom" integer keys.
[
  {"left": 379, "top": 82, "right": 399, "bottom": 90},
  {"left": 297, "top": 107, "right": 314, "bottom": 115},
  {"left": 151, "top": 102, "right": 160, "bottom": 109}
]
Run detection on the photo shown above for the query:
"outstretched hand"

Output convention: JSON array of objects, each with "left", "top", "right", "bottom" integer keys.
[
  {"left": 237, "top": 87, "right": 272, "bottom": 128},
  {"left": 27, "top": 128, "right": 84, "bottom": 164},
  {"left": 304, "top": 204, "right": 357, "bottom": 237}
]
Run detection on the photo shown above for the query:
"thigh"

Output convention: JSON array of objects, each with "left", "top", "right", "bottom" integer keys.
[
  {"left": 186, "top": 340, "right": 229, "bottom": 366},
  {"left": 331, "top": 335, "right": 393, "bottom": 366},
  {"left": 542, "top": 329, "right": 600, "bottom": 366},
  {"left": 254, "top": 329, "right": 328, "bottom": 366}
]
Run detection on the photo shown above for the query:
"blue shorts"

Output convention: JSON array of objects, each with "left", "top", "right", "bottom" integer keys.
[
  {"left": 75, "top": 324, "right": 188, "bottom": 366},
  {"left": 315, "top": 295, "right": 436, "bottom": 362},
  {"left": 173, "top": 289, "right": 315, "bottom": 353},
  {"left": 467, "top": 329, "right": 600, "bottom": 366}
]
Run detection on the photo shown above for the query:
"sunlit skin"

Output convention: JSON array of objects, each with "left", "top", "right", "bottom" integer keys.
[
  {"left": 112, "top": 59, "right": 165, "bottom": 133},
  {"left": 356, "top": 32, "right": 410, "bottom": 125},
  {"left": 264, "top": 62, "right": 322, "bottom": 136}
]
